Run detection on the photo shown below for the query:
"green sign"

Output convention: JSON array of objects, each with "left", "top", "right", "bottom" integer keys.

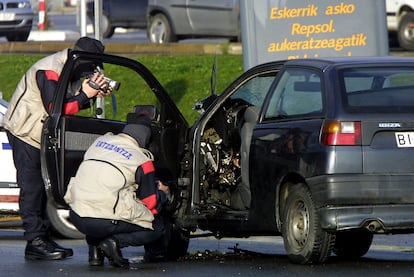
[{"left": 240, "top": 0, "right": 388, "bottom": 70}]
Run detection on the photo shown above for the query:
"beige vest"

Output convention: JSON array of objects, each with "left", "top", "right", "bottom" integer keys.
[
  {"left": 64, "top": 133, "right": 155, "bottom": 229},
  {"left": 3, "top": 49, "right": 68, "bottom": 149}
]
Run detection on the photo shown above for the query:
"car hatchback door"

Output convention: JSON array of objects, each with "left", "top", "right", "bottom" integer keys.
[{"left": 340, "top": 66, "right": 414, "bottom": 174}]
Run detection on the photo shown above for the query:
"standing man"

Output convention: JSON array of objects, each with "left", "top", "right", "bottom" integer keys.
[
  {"left": 2, "top": 37, "right": 110, "bottom": 260},
  {"left": 64, "top": 118, "right": 170, "bottom": 268}
]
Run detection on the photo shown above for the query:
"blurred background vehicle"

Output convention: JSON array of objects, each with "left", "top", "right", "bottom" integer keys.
[
  {"left": 86, "top": 0, "right": 148, "bottom": 38},
  {"left": 386, "top": 0, "right": 414, "bottom": 50},
  {"left": 0, "top": 0, "right": 33, "bottom": 41},
  {"left": 147, "top": 0, "right": 240, "bottom": 43}
]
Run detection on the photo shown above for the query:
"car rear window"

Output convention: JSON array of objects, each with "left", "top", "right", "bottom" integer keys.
[{"left": 340, "top": 67, "right": 414, "bottom": 113}]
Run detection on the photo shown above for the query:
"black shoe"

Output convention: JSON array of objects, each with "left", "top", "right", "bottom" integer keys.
[
  {"left": 25, "top": 237, "right": 66, "bottom": 260},
  {"left": 99, "top": 237, "right": 129, "bottom": 268},
  {"left": 48, "top": 239, "right": 74, "bottom": 257},
  {"left": 88, "top": 245, "right": 104, "bottom": 266}
]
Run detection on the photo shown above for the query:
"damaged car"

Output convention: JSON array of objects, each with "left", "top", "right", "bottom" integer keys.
[{"left": 41, "top": 52, "right": 414, "bottom": 264}]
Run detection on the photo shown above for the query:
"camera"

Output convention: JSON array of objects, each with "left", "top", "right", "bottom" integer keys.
[{"left": 87, "top": 66, "right": 121, "bottom": 93}]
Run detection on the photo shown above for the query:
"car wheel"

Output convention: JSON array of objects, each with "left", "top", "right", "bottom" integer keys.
[
  {"left": 101, "top": 13, "right": 115, "bottom": 38},
  {"left": 397, "top": 12, "right": 414, "bottom": 50},
  {"left": 281, "top": 183, "right": 335, "bottom": 264},
  {"left": 388, "top": 31, "right": 399, "bottom": 48},
  {"left": 6, "top": 31, "right": 30, "bottom": 42},
  {"left": 148, "top": 13, "right": 176, "bottom": 43},
  {"left": 333, "top": 231, "right": 373, "bottom": 260},
  {"left": 165, "top": 223, "right": 190, "bottom": 260},
  {"left": 46, "top": 200, "right": 84, "bottom": 239}
]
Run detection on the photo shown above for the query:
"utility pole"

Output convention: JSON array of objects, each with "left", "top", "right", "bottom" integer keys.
[
  {"left": 93, "top": 0, "right": 104, "bottom": 118},
  {"left": 94, "top": 0, "right": 103, "bottom": 41},
  {"left": 78, "top": 0, "right": 105, "bottom": 118},
  {"left": 79, "top": 0, "right": 87, "bottom": 36}
]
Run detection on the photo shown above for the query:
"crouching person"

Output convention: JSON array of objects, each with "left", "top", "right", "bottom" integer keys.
[{"left": 64, "top": 117, "right": 170, "bottom": 268}]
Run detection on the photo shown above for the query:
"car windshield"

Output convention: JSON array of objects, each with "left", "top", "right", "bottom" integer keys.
[{"left": 340, "top": 67, "right": 414, "bottom": 113}]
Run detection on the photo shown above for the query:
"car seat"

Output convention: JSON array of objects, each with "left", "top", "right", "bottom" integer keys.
[{"left": 231, "top": 105, "right": 260, "bottom": 210}]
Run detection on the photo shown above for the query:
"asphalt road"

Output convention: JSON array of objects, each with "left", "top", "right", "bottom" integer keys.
[
  {"left": 1, "top": 227, "right": 414, "bottom": 277},
  {"left": 32, "top": 12, "right": 229, "bottom": 44}
]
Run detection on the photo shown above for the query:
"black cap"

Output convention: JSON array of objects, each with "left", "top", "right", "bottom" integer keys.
[
  {"left": 122, "top": 118, "right": 151, "bottom": 147},
  {"left": 73, "top": 37, "right": 105, "bottom": 53},
  {"left": 71, "top": 37, "right": 105, "bottom": 79}
]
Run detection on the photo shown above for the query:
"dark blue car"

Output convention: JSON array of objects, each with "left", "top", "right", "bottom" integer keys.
[
  {"left": 87, "top": 0, "right": 147, "bottom": 38},
  {"left": 42, "top": 53, "right": 414, "bottom": 264}
]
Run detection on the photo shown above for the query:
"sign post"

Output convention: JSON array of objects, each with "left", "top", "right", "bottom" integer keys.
[
  {"left": 38, "top": 0, "right": 47, "bottom": 30},
  {"left": 240, "top": 0, "right": 389, "bottom": 70}
]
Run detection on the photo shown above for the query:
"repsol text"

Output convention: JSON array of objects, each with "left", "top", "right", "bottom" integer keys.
[{"left": 292, "top": 20, "right": 334, "bottom": 37}]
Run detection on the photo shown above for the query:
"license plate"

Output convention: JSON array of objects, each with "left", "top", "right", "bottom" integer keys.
[
  {"left": 0, "top": 13, "right": 15, "bottom": 21},
  {"left": 395, "top": 132, "right": 414, "bottom": 147}
]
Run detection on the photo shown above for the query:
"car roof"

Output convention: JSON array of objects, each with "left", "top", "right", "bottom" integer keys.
[{"left": 283, "top": 56, "right": 414, "bottom": 71}]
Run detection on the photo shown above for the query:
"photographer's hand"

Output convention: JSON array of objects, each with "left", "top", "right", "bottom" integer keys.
[
  {"left": 81, "top": 72, "right": 110, "bottom": 98},
  {"left": 97, "top": 86, "right": 113, "bottom": 97}
]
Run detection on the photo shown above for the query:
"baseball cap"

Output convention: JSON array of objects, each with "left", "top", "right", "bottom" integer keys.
[{"left": 73, "top": 37, "right": 105, "bottom": 53}]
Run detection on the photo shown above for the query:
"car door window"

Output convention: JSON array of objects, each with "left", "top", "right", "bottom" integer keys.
[
  {"left": 264, "top": 68, "right": 323, "bottom": 120},
  {"left": 75, "top": 63, "right": 157, "bottom": 121},
  {"left": 230, "top": 73, "right": 276, "bottom": 107}
]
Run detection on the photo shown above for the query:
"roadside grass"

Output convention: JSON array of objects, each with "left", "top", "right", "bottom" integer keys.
[{"left": 0, "top": 54, "right": 244, "bottom": 123}]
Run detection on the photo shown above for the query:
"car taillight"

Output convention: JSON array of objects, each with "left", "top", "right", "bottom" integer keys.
[{"left": 321, "top": 121, "right": 361, "bottom": 145}]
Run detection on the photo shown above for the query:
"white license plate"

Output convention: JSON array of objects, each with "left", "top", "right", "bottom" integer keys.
[
  {"left": 0, "top": 13, "right": 15, "bottom": 21},
  {"left": 395, "top": 132, "right": 414, "bottom": 147}
]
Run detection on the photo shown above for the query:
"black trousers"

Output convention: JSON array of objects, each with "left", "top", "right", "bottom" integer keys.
[
  {"left": 70, "top": 210, "right": 166, "bottom": 256},
  {"left": 7, "top": 131, "right": 50, "bottom": 241}
]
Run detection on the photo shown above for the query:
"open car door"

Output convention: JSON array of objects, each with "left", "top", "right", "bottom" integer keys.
[{"left": 41, "top": 51, "right": 188, "bottom": 212}]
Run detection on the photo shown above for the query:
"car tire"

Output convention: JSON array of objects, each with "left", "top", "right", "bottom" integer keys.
[
  {"left": 46, "top": 200, "right": 84, "bottom": 239},
  {"left": 148, "top": 13, "right": 176, "bottom": 43},
  {"left": 281, "top": 183, "right": 335, "bottom": 264},
  {"left": 397, "top": 12, "right": 414, "bottom": 50},
  {"left": 165, "top": 223, "right": 190, "bottom": 260},
  {"left": 97, "top": 13, "right": 115, "bottom": 39},
  {"left": 333, "top": 231, "right": 373, "bottom": 260},
  {"left": 6, "top": 31, "right": 30, "bottom": 42},
  {"left": 101, "top": 13, "right": 115, "bottom": 38}
]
